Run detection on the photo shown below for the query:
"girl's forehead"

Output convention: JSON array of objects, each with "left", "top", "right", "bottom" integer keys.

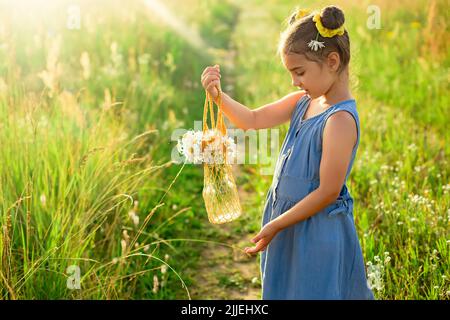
[{"left": 283, "top": 53, "right": 308, "bottom": 68}]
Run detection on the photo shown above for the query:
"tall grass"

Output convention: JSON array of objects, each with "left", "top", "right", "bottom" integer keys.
[
  {"left": 0, "top": 0, "right": 448, "bottom": 300},
  {"left": 0, "top": 0, "right": 240, "bottom": 299}
]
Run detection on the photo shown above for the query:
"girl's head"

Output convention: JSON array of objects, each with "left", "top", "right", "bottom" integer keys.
[{"left": 277, "top": 6, "right": 350, "bottom": 98}]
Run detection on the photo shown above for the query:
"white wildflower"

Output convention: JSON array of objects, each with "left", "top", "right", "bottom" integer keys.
[
  {"left": 120, "top": 239, "right": 127, "bottom": 255},
  {"left": 80, "top": 51, "right": 90, "bottom": 80},
  {"left": 128, "top": 209, "right": 139, "bottom": 226},
  {"left": 203, "top": 142, "right": 224, "bottom": 164},
  {"left": 366, "top": 262, "right": 384, "bottom": 292},
  {"left": 177, "top": 130, "right": 203, "bottom": 164},
  {"left": 152, "top": 275, "right": 159, "bottom": 294},
  {"left": 122, "top": 230, "right": 130, "bottom": 242},
  {"left": 40, "top": 194, "right": 47, "bottom": 206},
  {"left": 223, "top": 136, "right": 237, "bottom": 163},
  {"left": 138, "top": 53, "right": 151, "bottom": 65},
  {"left": 307, "top": 39, "right": 325, "bottom": 51},
  {"left": 407, "top": 143, "right": 418, "bottom": 152},
  {"left": 366, "top": 252, "right": 390, "bottom": 293}
]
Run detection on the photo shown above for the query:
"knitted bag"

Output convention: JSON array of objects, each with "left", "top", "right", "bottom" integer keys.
[{"left": 202, "top": 88, "right": 242, "bottom": 224}]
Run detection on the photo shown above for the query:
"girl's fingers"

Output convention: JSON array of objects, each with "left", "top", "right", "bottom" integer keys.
[
  {"left": 202, "top": 74, "right": 219, "bottom": 85},
  {"left": 206, "top": 80, "right": 220, "bottom": 92},
  {"left": 202, "top": 76, "right": 220, "bottom": 90},
  {"left": 202, "top": 68, "right": 220, "bottom": 76},
  {"left": 202, "top": 66, "right": 217, "bottom": 76},
  {"left": 201, "top": 73, "right": 221, "bottom": 86},
  {"left": 245, "top": 240, "right": 266, "bottom": 254},
  {"left": 201, "top": 67, "right": 214, "bottom": 77},
  {"left": 201, "top": 71, "right": 221, "bottom": 83},
  {"left": 201, "top": 66, "right": 221, "bottom": 78},
  {"left": 205, "top": 81, "right": 219, "bottom": 93}
]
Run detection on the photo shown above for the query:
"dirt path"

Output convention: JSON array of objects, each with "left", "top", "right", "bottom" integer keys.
[
  {"left": 186, "top": 1, "right": 264, "bottom": 300},
  {"left": 188, "top": 165, "right": 261, "bottom": 300}
]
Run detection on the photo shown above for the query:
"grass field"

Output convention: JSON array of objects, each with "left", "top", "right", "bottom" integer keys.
[{"left": 0, "top": 0, "right": 448, "bottom": 299}]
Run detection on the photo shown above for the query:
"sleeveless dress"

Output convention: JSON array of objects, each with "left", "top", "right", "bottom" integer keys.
[{"left": 260, "top": 94, "right": 375, "bottom": 300}]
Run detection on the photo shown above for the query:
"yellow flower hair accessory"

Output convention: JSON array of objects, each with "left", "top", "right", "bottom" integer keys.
[
  {"left": 295, "top": 9, "right": 311, "bottom": 21},
  {"left": 312, "top": 13, "right": 345, "bottom": 38}
]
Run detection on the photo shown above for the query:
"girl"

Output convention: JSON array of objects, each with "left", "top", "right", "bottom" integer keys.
[{"left": 200, "top": 5, "right": 374, "bottom": 300}]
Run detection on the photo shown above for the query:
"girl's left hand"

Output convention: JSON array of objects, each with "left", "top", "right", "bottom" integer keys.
[{"left": 244, "top": 221, "right": 281, "bottom": 255}]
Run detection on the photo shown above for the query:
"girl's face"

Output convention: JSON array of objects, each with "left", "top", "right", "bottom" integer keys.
[{"left": 282, "top": 52, "right": 339, "bottom": 99}]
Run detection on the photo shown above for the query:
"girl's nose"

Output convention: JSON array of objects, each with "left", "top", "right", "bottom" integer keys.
[
  {"left": 292, "top": 81, "right": 303, "bottom": 89},
  {"left": 292, "top": 78, "right": 302, "bottom": 88}
]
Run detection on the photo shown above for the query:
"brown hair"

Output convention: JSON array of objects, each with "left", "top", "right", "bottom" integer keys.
[{"left": 277, "top": 5, "right": 350, "bottom": 73}]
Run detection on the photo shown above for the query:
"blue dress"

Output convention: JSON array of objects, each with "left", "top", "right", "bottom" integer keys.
[{"left": 260, "top": 94, "right": 374, "bottom": 300}]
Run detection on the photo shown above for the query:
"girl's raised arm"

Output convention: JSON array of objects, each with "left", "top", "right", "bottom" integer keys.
[
  {"left": 251, "top": 90, "right": 306, "bottom": 129},
  {"left": 201, "top": 65, "right": 305, "bottom": 130},
  {"left": 216, "top": 90, "right": 306, "bottom": 130}
]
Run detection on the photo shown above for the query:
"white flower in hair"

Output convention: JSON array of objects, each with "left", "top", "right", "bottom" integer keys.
[{"left": 308, "top": 39, "right": 325, "bottom": 51}]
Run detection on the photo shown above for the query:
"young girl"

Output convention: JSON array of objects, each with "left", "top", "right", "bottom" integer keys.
[{"left": 201, "top": 5, "right": 374, "bottom": 300}]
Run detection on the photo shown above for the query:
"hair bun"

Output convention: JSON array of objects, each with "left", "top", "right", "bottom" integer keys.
[{"left": 320, "top": 5, "right": 345, "bottom": 29}]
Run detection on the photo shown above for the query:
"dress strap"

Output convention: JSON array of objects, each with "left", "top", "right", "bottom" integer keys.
[{"left": 290, "top": 94, "right": 309, "bottom": 126}]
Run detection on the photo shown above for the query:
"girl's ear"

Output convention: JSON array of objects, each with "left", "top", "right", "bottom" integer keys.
[{"left": 326, "top": 52, "right": 341, "bottom": 72}]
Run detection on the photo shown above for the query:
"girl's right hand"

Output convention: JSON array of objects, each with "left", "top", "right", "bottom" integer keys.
[{"left": 201, "top": 64, "right": 222, "bottom": 102}]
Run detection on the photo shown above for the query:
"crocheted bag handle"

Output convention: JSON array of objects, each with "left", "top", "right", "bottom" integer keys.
[{"left": 203, "top": 86, "right": 226, "bottom": 136}]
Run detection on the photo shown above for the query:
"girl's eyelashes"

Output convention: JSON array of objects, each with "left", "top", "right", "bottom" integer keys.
[{"left": 295, "top": 71, "right": 305, "bottom": 76}]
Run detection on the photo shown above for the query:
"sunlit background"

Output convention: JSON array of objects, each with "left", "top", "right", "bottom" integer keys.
[{"left": 0, "top": 0, "right": 448, "bottom": 299}]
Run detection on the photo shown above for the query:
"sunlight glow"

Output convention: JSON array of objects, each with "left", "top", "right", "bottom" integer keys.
[{"left": 142, "top": 0, "right": 208, "bottom": 52}]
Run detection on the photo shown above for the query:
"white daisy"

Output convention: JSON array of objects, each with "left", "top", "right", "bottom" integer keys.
[
  {"left": 224, "top": 136, "right": 237, "bottom": 163},
  {"left": 308, "top": 39, "right": 325, "bottom": 51},
  {"left": 177, "top": 130, "right": 203, "bottom": 164}
]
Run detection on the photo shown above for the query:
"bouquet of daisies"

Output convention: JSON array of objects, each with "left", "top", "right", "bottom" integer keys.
[
  {"left": 176, "top": 89, "right": 241, "bottom": 224},
  {"left": 177, "top": 128, "right": 237, "bottom": 165}
]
